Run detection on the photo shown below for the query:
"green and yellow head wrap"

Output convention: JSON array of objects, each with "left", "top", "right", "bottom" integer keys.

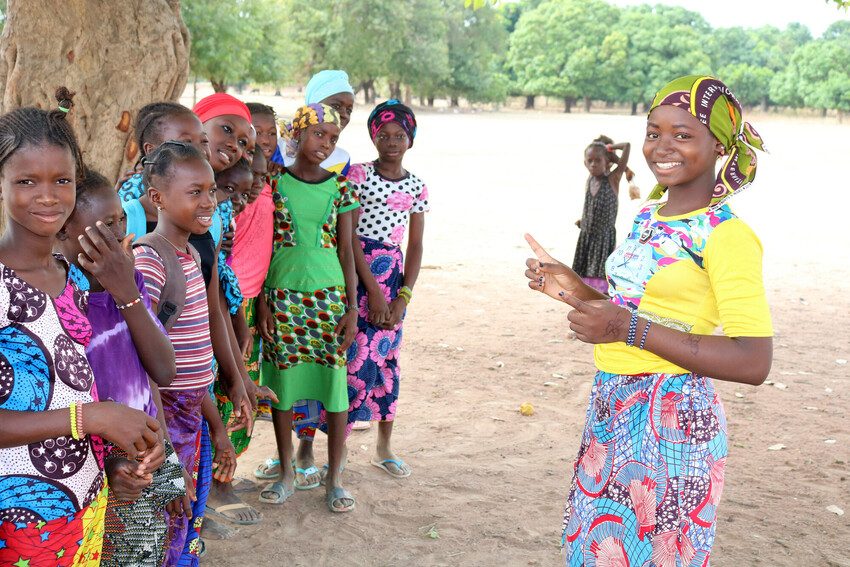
[
  {"left": 647, "top": 75, "right": 766, "bottom": 207},
  {"left": 290, "top": 103, "right": 340, "bottom": 136}
]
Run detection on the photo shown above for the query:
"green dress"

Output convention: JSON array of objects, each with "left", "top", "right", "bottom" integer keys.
[{"left": 260, "top": 169, "right": 359, "bottom": 412}]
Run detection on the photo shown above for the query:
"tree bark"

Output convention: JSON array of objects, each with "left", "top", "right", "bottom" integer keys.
[
  {"left": 564, "top": 97, "right": 574, "bottom": 113},
  {"left": 630, "top": 101, "right": 638, "bottom": 115},
  {"left": 211, "top": 80, "right": 227, "bottom": 93},
  {"left": 0, "top": 0, "right": 189, "bottom": 181},
  {"left": 389, "top": 81, "right": 401, "bottom": 101},
  {"left": 525, "top": 95, "right": 534, "bottom": 109},
  {"left": 427, "top": 96, "right": 434, "bottom": 107},
  {"left": 403, "top": 85, "right": 412, "bottom": 107},
  {"left": 584, "top": 96, "right": 591, "bottom": 113},
  {"left": 450, "top": 96, "right": 459, "bottom": 107}
]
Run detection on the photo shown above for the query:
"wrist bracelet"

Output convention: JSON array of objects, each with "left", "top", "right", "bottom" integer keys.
[
  {"left": 639, "top": 320, "right": 652, "bottom": 350},
  {"left": 116, "top": 295, "right": 142, "bottom": 311},
  {"left": 626, "top": 311, "right": 638, "bottom": 347},
  {"left": 398, "top": 286, "right": 413, "bottom": 304},
  {"left": 70, "top": 402, "right": 80, "bottom": 440}
]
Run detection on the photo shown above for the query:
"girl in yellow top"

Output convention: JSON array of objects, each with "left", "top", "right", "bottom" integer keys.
[{"left": 525, "top": 75, "right": 772, "bottom": 566}]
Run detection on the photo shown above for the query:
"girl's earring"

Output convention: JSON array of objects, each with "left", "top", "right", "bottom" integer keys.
[{"left": 156, "top": 205, "right": 163, "bottom": 211}]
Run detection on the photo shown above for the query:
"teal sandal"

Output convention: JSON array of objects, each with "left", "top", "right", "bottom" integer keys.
[
  {"left": 295, "top": 465, "right": 321, "bottom": 490},
  {"left": 326, "top": 486, "right": 355, "bottom": 513}
]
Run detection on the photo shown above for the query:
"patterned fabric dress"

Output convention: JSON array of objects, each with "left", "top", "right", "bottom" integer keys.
[
  {"left": 563, "top": 203, "right": 772, "bottom": 566},
  {"left": 297, "top": 162, "right": 429, "bottom": 437},
  {"left": 0, "top": 255, "right": 108, "bottom": 566},
  {"left": 70, "top": 266, "right": 187, "bottom": 567},
  {"left": 260, "top": 170, "right": 359, "bottom": 414},
  {"left": 573, "top": 176, "right": 618, "bottom": 294}
]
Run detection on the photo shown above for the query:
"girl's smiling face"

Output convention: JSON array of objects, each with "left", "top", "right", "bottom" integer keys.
[
  {"left": 644, "top": 105, "right": 723, "bottom": 192},
  {"left": 251, "top": 113, "right": 277, "bottom": 160},
  {"left": 0, "top": 143, "right": 76, "bottom": 238},
  {"left": 204, "top": 114, "right": 252, "bottom": 173},
  {"left": 215, "top": 166, "right": 252, "bottom": 213},
  {"left": 59, "top": 185, "right": 126, "bottom": 263},
  {"left": 297, "top": 122, "right": 340, "bottom": 167},
  {"left": 149, "top": 158, "right": 217, "bottom": 235}
]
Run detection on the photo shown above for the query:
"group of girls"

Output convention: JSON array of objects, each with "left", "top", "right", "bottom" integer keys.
[
  {"left": 528, "top": 75, "right": 773, "bottom": 565},
  {"left": 0, "top": 68, "right": 427, "bottom": 566}
]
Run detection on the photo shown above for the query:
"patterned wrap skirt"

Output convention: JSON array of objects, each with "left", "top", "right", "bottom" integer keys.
[
  {"left": 0, "top": 484, "right": 108, "bottom": 566},
  {"left": 293, "top": 237, "right": 405, "bottom": 439},
  {"left": 160, "top": 387, "right": 211, "bottom": 567},
  {"left": 101, "top": 441, "right": 186, "bottom": 567},
  {"left": 215, "top": 297, "right": 267, "bottom": 456},
  {"left": 563, "top": 371, "right": 727, "bottom": 566}
]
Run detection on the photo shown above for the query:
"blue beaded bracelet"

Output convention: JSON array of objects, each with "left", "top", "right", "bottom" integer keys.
[
  {"left": 639, "top": 320, "right": 652, "bottom": 350},
  {"left": 626, "top": 311, "right": 638, "bottom": 347}
]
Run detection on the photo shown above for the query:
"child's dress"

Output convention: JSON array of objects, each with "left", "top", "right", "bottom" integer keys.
[
  {"left": 0, "top": 255, "right": 107, "bottom": 566},
  {"left": 134, "top": 246, "right": 214, "bottom": 567},
  {"left": 260, "top": 170, "right": 359, "bottom": 414},
  {"left": 72, "top": 267, "right": 186, "bottom": 567},
  {"left": 572, "top": 175, "right": 618, "bottom": 294}
]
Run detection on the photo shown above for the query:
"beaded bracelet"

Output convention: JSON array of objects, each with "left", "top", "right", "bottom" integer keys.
[
  {"left": 69, "top": 402, "right": 79, "bottom": 440},
  {"left": 116, "top": 296, "right": 142, "bottom": 311},
  {"left": 398, "top": 286, "right": 413, "bottom": 305},
  {"left": 639, "top": 320, "right": 652, "bottom": 350},
  {"left": 626, "top": 311, "right": 638, "bottom": 347}
]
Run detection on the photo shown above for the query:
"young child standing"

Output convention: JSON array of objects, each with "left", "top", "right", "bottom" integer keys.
[
  {"left": 0, "top": 91, "right": 163, "bottom": 566},
  {"left": 572, "top": 137, "right": 630, "bottom": 295},
  {"left": 256, "top": 103, "right": 359, "bottom": 512},
  {"left": 341, "top": 100, "right": 428, "bottom": 478},
  {"left": 525, "top": 75, "right": 772, "bottom": 565},
  {"left": 133, "top": 141, "right": 236, "bottom": 564},
  {"left": 58, "top": 170, "right": 189, "bottom": 567}
]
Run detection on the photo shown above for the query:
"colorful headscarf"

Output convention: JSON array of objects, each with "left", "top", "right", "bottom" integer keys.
[
  {"left": 367, "top": 99, "right": 417, "bottom": 148},
  {"left": 192, "top": 93, "right": 251, "bottom": 124},
  {"left": 305, "top": 70, "right": 354, "bottom": 105},
  {"left": 290, "top": 103, "right": 340, "bottom": 137},
  {"left": 647, "top": 75, "right": 766, "bottom": 207}
]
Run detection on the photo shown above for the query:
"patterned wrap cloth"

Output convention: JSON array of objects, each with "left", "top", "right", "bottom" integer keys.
[{"left": 647, "top": 75, "right": 766, "bottom": 207}]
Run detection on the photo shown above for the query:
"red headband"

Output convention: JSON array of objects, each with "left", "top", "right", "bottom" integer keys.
[{"left": 193, "top": 93, "right": 251, "bottom": 124}]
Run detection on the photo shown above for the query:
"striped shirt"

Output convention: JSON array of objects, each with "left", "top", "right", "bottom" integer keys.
[{"left": 133, "top": 245, "right": 214, "bottom": 390}]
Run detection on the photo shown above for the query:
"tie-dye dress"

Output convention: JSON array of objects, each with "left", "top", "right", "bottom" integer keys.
[
  {"left": 563, "top": 203, "right": 772, "bottom": 566},
  {"left": 0, "top": 255, "right": 107, "bottom": 566}
]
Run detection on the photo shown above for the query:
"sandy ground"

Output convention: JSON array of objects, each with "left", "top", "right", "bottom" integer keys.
[{"left": 189, "top": 87, "right": 850, "bottom": 566}]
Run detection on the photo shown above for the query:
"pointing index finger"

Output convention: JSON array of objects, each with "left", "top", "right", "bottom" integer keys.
[
  {"left": 558, "top": 291, "right": 587, "bottom": 310},
  {"left": 524, "top": 233, "right": 548, "bottom": 260}
]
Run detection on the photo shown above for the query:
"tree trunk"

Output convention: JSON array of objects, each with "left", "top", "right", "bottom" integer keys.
[
  {"left": 427, "top": 96, "right": 434, "bottom": 107},
  {"left": 584, "top": 96, "right": 591, "bottom": 113},
  {"left": 0, "top": 0, "right": 189, "bottom": 180},
  {"left": 403, "top": 85, "right": 412, "bottom": 107},
  {"left": 419, "top": 95, "right": 425, "bottom": 106},
  {"left": 389, "top": 81, "right": 401, "bottom": 101},
  {"left": 821, "top": 107, "right": 828, "bottom": 118},
  {"left": 564, "top": 97, "right": 574, "bottom": 113},
  {"left": 450, "top": 96, "right": 459, "bottom": 107},
  {"left": 211, "top": 80, "right": 227, "bottom": 93},
  {"left": 525, "top": 95, "right": 534, "bottom": 109},
  {"left": 605, "top": 100, "right": 614, "bottom": 108},
  {"left": 630, "top": 101, "right": 638, "bottom": 115},
  {"left": 761, "top": 96, "right": 769, "bottom": 112}
]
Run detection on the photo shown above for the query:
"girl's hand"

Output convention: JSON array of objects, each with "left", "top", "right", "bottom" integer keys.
[
  {"left": 224, "top": 379, "right": 253, "bottom": 436},
  {"left": 524, "top": 234, "right": 585, "bottom": 302},
  {"left": 136, "top": 432, "right": 166, "bottom": 475},
  {"left": 241, "top": 332, "right": 254, "bottom": 359},
  {"left": 210, "top": 428, "right": 237, "bottom": 483},
  {"left": 113, "top": 168, "right": 137, "bottom": 193},
  {"left": 88, "top": 402, "right": 161, "bottom": 460},
  {"left": 254, "top": 385, "right": 279, "bottom": 406},
  {"left": 368, "top": 290, "right": 390, "bottom": 326},
  {"left": 166, "top": 467, "right": 195, "bottom": 519},
  {"left": 77, "top": 222, "right": 139, "bottom": 305},
  {"left": 256, "top": 296, "right": 275, "bottom": 343},
  {"left": 105, "top": 457, "right": 152, "bottom": 501},
  {"left": 220, "top": 230, "right": 234, "bottom": 255},
  {"left": 561, "top": 292, "right": 630, "bottom": 344},
  {"left": 335, "top": 310, "right": 358, "bottom": 354},
  {"left": 383, "top": 297, "right": 406, "bottom": 330}
]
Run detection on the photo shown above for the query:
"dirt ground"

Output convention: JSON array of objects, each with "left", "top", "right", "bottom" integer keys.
[{"left": 192, "top": 87, "right": 850, "bottom": 566}]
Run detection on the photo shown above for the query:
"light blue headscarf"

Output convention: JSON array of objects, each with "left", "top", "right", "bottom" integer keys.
[{"left": 305, "top": 70, "right": 354, "bottom": 104}]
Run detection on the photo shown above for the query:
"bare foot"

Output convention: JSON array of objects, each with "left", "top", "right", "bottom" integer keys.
[{"left": 206, "top": 481, "right": 262, "bottom": 525}]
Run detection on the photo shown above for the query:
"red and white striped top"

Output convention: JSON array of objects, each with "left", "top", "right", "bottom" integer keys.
[{"left": 133, "top": 245, "right": 214, "bottom": 391}]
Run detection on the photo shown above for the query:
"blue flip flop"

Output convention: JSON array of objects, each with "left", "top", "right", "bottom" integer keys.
[
  {"left": 258, "top": 481, "right": 294, "bottom": 505},
  {"left": 370, "top": 458, "right": 412, "bottom": 478},
  {"left": 326, "top": 486, "right": 355, "bottom": 513},
  {"left": 295, "top": 465, "right": 321, "bottom": 490}
]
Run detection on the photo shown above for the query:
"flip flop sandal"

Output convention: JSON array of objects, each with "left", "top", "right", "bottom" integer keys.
[
  {"left": 253, "top": 457, "right": 281, "bottom": 480},
  {"left": 326, "top": 486, "right": 355, "bottom": 513},
  {"left": 294, "top": 465, "right": 321, "bottom": 490},
  {"left": 205, "top": 502, "right": 262, "bottom": 526},
  {"left": 318, "top": 461, "right": 347, "bottom": 486},
  {"left": 231, "top": 477, "right": 258, "bottom": 494},
  {"left": 258, "top": 481, "right": 294, "bottom": 505},
  {"left": 370, "top": 458, "right": 412, "bottom": 478}
]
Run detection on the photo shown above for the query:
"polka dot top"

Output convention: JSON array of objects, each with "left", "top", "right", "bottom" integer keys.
[{"left": 346, "top": 162, "right": 430, "bottom": 246}]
